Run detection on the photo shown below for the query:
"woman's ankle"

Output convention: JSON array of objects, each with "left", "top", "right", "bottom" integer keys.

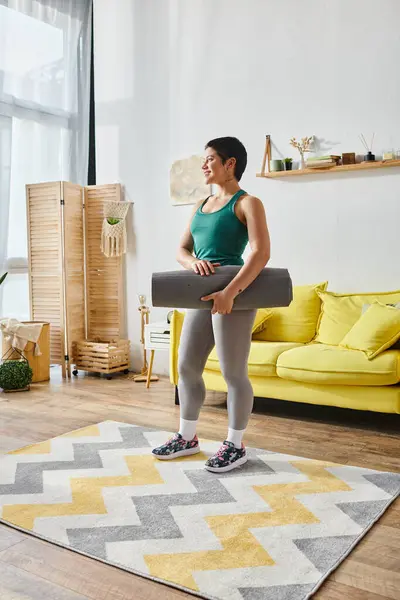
[{"left": 179, "top": 418, "right": 198, "bottom": 441}]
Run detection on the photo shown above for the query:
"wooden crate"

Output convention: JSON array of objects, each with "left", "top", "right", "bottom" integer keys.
[{"left": 73, "top": 339, "right": 130, "bottom": 377}]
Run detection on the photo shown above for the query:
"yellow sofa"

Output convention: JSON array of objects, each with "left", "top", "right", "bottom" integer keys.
[{"left": 169, "top": 282, "right": 400, "bottom": 414}]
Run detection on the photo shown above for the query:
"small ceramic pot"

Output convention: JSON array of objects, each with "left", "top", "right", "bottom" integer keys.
[{"left": 270, "top": 159, "right": 283, "bottom": 172}]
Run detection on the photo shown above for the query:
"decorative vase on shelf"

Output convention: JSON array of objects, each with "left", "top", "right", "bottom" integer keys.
[
  {"left": 289, "top": 136, "right": 314, "bottom": 170},
  {"left": 359, "top": 134, "right": 376, "bottom": 163}
]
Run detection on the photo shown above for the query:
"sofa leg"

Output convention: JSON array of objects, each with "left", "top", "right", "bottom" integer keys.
[{"left": 175, "top": 386, "right": 180, "bottom": 406}]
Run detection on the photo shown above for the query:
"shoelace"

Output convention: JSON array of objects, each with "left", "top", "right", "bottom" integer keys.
[
  {"left": 215, "top": 443, "right": 230, "bottom": 461},
  {"left": 164, "top": 433, "right": 180, "bottom": 445}
]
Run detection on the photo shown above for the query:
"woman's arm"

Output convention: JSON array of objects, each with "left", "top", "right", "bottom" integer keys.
[
  {"left": 223, "top": 195, "right": 270, "bottom": 299},
  {"left": 201, "top": 195, "right": 270, "bottom": 314}
]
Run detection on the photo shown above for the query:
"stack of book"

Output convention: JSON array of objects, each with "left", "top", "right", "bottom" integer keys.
[{"left": 306, "top": 155, "right": 341, "bottom": 169}]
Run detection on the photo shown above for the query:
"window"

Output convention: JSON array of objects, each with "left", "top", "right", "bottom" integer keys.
[{"left": 0, "top": 0, "right": 91, "bottom": 321}]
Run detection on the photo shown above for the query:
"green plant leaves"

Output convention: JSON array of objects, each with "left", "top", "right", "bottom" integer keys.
[{"left": 0, "top": 360, "right": 33, "bottom": 390}]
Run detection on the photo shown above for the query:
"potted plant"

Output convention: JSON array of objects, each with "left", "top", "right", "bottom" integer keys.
[
  {"left": 0, "top": 358, "right": 33, "bottom": 392},
  {"left": 0, "top": 272, "right": 8, "bottom": 286},
  {"left": 270, "top": 159, "right": 283, "bottom": 172},
  {"left": 284, "top": 158, "right": 293, "bottom": 171}
]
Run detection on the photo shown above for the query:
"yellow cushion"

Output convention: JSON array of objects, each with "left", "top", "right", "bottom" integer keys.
[
  {"left": 362, "top": 302, "right": 400, "bottom": 350},
  {"left": 205, "top": 340, "right": 304, "bottom": 377},
  {"left": 276, "top": 343, "right": 400, "bottom": 386},
  {"left": 252, "top": 281, "right": 328, "bottom": 343},
  {"left": 252, "top": 309, "right": 273, "bottom": 334},
  {"left": 315, "top": 289, "right": 400, "bottom": 345},
  {"left": 339, "top": 302, "right": 400, "bottom": 359}
]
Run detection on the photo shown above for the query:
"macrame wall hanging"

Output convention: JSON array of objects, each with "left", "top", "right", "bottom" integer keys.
[{"left": 101, "top": 201, "right": 132, "bottom": 257}]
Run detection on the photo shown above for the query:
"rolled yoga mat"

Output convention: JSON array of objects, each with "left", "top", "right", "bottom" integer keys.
[{"left": 151, "top": 266, "right": 293, "bottom": 310}]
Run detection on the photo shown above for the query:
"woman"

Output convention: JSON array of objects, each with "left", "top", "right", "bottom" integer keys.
[{"left": 152, "top": 136, "right": 271, "bottom": 472}]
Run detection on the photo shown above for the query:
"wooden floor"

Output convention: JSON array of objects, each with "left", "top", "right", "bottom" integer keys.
[{"left": 0, "top": 369, "right": 399, "bottom": 600}]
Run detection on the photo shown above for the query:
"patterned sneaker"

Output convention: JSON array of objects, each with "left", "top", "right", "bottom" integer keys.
[
  {"left": 152, "top": 433, "right": 200, "bottom": 460},
  {"left": 205, "top": 440, "right": 247, "bottom": 473}
]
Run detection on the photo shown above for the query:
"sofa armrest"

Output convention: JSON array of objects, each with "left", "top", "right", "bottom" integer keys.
[{"left": 169, "top": 310, "right": 185, "bottom": 385}]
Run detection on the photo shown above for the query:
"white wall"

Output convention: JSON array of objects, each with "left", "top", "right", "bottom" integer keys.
[{"left": 94, "top": 0, "right": 400, "bottom": 375}]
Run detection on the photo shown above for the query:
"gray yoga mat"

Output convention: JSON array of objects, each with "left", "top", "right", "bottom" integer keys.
[{"left": 151, "top": 266, "right": 292, "bottom": 310}]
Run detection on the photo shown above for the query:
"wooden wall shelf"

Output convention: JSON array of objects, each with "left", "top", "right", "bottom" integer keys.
[
  {"left": 257, "top": 136, "right": 400, "bottom": 179},
  {"left": 257, "top": 160, "right": 400, "bottom": 179}
]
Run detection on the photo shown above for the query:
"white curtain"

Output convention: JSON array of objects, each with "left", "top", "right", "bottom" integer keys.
[
  {"left": 0, "top": 0, "right": 92, "bottom": 320},
  {"left": 0, "top": 115, "right": 12, "bottom": 312}
]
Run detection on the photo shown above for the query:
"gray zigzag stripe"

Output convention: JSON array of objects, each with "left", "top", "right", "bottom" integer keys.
[
  {"left": 363, "top": 472, "right": 400, "bottom": 496},
  {"left": 0, "top": 425, "right": 275, "bottom": 496},
  {"left": 67, "top": 469, "right": 235, "bottom": 558},
  {"left": 66, "top": 460, "right": 275, "bottom": 560},
  {"left": 0, "top": 426, "right": 153, "bottom": 496},
  {"left": 239, "top": 583, "right": 316, "bottom": 600}
]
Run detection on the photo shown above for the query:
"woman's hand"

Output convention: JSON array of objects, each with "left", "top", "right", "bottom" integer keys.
[
  {"left": 201, "top": 289, "right": 235, "bottom": 314},
  {"left": 191, "top": 260, "right": 220, "bottom": 276}
]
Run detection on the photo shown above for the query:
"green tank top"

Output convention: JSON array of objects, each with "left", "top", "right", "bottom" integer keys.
[{"left": 190, "top": 190, "right": 248, "bottom": 266}]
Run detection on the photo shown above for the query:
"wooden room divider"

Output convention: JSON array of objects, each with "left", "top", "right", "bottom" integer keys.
[{"left": 26, "top": 182, "right": 124, "bottom": 378}]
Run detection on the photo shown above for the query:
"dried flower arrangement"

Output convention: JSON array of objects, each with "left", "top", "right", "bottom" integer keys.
[{"left": 290, "top": 136, "right": 314, "bottom": 169}]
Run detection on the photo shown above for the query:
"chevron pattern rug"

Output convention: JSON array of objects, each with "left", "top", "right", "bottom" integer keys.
[{"left": 1, "top": 421, "right": 399, "bottom": 600}]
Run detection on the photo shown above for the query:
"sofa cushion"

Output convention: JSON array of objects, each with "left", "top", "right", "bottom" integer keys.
[
  {"left": 339, "top": 302, "right": 400, "bottom": 359},
  {"left": 362, "top": 302, "right": 400, "bottom": 350},
  {"left": 252, "top": 309, "right": 273, "bottom": 334},
  {"left": 205, "top": 341, "right": 304, "bottom": 377},
  {"left": 276, "top": 343, "right": 400, "bottom": 386},
  {"left": 315, "top": 289, "right": 400, "bottom": 346},
  {"left": 252, "top": 281, "right": 328, "bottom": 343}
]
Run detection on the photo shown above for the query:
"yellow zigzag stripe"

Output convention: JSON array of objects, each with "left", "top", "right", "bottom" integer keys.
[
  {"left": 8, "top": 440, "right": 53, "bottom": 456},
  {"left": 3, "top": 452, "right": 209, "bottom": 530},
  {"left": 8, "top": 424, "right": 101, "bottom": 456},
  {"left": 64, "top": 424, "right": 102, "bottom": 438},
  {"left": 144, "top": 461, "right": 351, "bottom": 591},
  {"left": 3, "top": 454, "right": 163, "bottom": 529}
]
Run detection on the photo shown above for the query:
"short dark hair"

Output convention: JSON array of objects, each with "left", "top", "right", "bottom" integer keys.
[{"left": 205, "top": 136, "right": 247, "bottom": 181}]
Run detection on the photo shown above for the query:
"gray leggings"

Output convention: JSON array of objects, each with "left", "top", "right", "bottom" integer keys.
[{"left": 177, "top": 309, "right": 257, "bottom": 430}]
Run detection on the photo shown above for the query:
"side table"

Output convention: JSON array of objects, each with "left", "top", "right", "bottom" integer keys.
[{"left": 144, "top": 321, "right": 170, "bottom": 388}]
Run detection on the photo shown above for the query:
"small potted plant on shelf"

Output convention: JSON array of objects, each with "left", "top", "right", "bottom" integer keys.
[
  {"left": 270, "top": 159, "right": 283, "bottom": 172},
  {"left": 0, "top": 356, "right": 33, "bottom": 392},
  {"left": 283, "top": 158, "right": 293, "bottom": 171}
]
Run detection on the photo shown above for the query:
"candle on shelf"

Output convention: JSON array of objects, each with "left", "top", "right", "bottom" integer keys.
[{"left": 382, "top": 149, "right": 395, "bottom": 161}]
